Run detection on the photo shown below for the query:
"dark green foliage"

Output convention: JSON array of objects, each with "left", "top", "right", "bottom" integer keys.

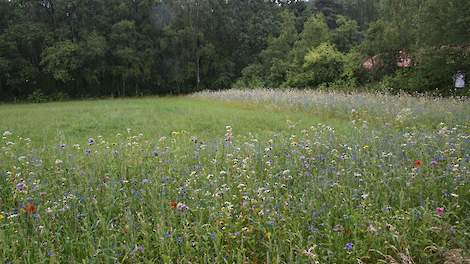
[
  {"left": 235, "top": 10, "right": 298, "bottom": 88},
  {"left": 314, "top": 0, "right": 342, "bottom": 29},
  {"left": 286, "top": 42, "right": 345, "bottom": 87},
  {"left": 0, "top": 0, "right": 286, "bottom": 99},
  {"left": 0, "top": 0, "right": 468, "bottom": 99},
  {"left": 337, "top": 0, "right": 380, "bottom": 29},
  {"left": 359, "top": 0, "right": 470, "bottom": 93},
  {"left": 238, "top": 0, "right": 469, "bottom": 95},
  {"left": 330, "top": 15, "right": 362, "bottom": 53},
  {"left": 41, "top": 40, "right": 81, "bottom": 82}
]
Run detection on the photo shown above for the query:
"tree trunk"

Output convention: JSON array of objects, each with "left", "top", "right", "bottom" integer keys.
[
  {"left": 122, "top": 77, "right": 126, "bottom": 97},
  {"left": 195, "top": 0, "right": 201, "bottom": 89},
  {"left": 196, "top": 56, "right": 200, "bottom": 89}
]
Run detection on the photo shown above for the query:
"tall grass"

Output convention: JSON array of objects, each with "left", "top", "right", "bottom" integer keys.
[{"left": 195, "top": 89, "right": 470, "bottom": 129}]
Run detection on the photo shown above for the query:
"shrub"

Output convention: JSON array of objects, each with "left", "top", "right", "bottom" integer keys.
[
  {"left": 51, "top": 91, "right": 70, "bottom": 101},
  {"left": 27, "top": 89, "right": 48, "bottom": 103},
  {"left": 233, "top": 64, "right": 266, "bottom": 89},
  {"left": 286, "top": 42, "right": 345, "bottom": 88}
]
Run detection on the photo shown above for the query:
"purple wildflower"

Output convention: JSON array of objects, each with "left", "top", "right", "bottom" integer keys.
[
  {"left": 436, "top": 207, "right": 445, "bottom": 217},
  {"left": 16, "top": 182, "right": 26, "bottom": 191},
  {"left": 142, "top": 179, "right": 150, "bottom": 184},
  {"left": 176, "top": 203, "right": 189, "bottom": 213},
  {"left": 131, "top": 245, "right": 144, "bottom": 255},
  {"left": 164, "top": 231, "right": 172, "bottom": 239},
  {"left": 344, "top": 242, "right": 353, "bottom": 251}
]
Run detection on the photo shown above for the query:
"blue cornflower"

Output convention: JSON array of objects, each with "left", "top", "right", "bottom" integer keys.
[
  {"left": 311, "top": 210, "right": 320, "bottom": 218},
  {"left": 382, "top": 206, "right": 392, "bottom": 213},
  {"left": 142, "top": 179, "right": 150, "bottom": 184},
  {"left": 178, "top": 186, "right": 188, "bottom": 197},
  {"left": 175, "top": 235, "right": 183, "bottom": 245},
  {"left": 208, "top": 232, "right": 216, "bottom": 240},
  {"left": 267, "top": 220, "right": 276, "bottom": 227},
  {"left": 344, "top": 242, "right": 353, "bottom": 251},
  {"left": 76, "top": 213, "right": 86, "bottom": 220},
  {"left": 229, "top": 232, "right": 240, "bottom": 237},
  {"left": 308, "top": 224, "right": 319, "bottom": 233},
  {"left": 16, "top": 182, "right": 26, "bottom": 191},
  {"left": 132, "top": 245, "right": 144, "bottom": 254},
  {"left": 164, "top": 231, "right": 172, "bottom": 239}
]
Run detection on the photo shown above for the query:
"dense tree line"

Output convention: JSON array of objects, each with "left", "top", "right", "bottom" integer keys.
[
  {"left": 0, "top": 0, "right": 469, "bottom": 100},
  {"left": 237, "top": 0, "right": 470, "bottom": 94}
]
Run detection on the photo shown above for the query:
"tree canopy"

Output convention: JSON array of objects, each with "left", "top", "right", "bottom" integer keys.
[{"left": 0, "top": 0, "right": 468, "bottom": 100}]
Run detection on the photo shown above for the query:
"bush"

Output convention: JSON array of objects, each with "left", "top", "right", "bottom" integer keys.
[
  {"left": 51, "top": 91, "right": 70, "bottom": 101},
  {"left": 27, "top": 89, "right": 48, "bottom": 103},
  {"left": 233, "top": 64, "right": 266, "bottom": 89},
  {"left": 379, "top": 69, "right": 429, "bottom": 94},
  {"left": 286, "top": 42, "right": 345, "bottom": 88}
]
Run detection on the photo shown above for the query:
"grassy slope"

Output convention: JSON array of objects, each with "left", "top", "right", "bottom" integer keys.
[{"left": 0, "top": 97, "right": 350, "bottom": 145}]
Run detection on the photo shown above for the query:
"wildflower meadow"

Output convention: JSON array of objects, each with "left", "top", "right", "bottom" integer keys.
[{"left": 0, "top": 90, "right": 469, "bottom": 263}]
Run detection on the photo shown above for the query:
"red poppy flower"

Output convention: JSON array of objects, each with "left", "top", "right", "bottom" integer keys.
[
  {"left": 414, "top": 160, "right": 422, "bottom": 168},
  {"left": 170, "top": 201, "right": 177, "bottom": 209},
  {"left": 25, "top": 202, "right": 37, "bottom": 215}
]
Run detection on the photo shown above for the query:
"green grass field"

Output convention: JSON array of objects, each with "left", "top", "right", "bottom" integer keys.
[
  {"left": 0, "top": 97, "right": 350, "bottom": 144},
  {"left": 0, "top": 90, "right": 469, "bottom": 263}
]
